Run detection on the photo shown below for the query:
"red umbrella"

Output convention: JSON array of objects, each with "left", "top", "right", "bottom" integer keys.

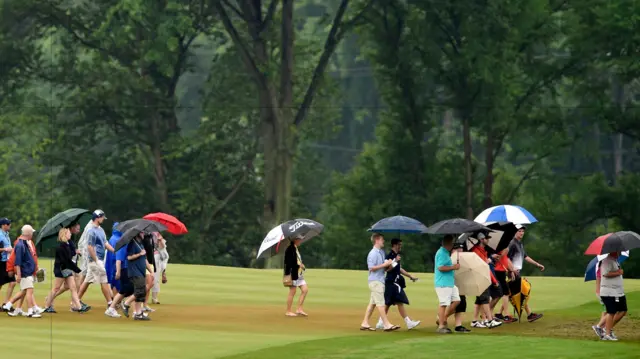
[
  {"left": 585, "top": 231, "right": 640, "bottom": 255},
  {"left": 143, "top": 213, "right": 188, "bottom": 235}
]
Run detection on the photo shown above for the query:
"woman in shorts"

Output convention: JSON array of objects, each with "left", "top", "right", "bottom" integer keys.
[
  {"left": 284, "top": 237, "right": 308, "bottom": 317},
  {"left": 44, "top": 228, "right": 85, "bottom": 313}
]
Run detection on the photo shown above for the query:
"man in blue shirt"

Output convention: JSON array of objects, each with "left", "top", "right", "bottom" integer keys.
[
  {"left": 128, "top": 231, "right": 152, "bottom": 321},
  {"left": 0, "top": 218, "right": 16, "bottom": 308},
  {"left": 13, "top": 225, "right": 40, "bottom": 318},
  {"left": 105, "top": 223, "right": 136, "bottom": 318},
  {"left": 359, "top": 233, "right": 399, "bottom": 331},
  {"left": 78, "top": 210, "right": 115, "bottom": 308},
  {"left": 434, "top": 235, "right": 460, "bottom": 334}
]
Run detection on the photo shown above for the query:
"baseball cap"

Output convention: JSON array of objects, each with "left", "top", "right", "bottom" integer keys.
[
  {"left": 92, "top": 209, "right": 107, "bottom": 220},
  {"left": 0, "top": 218, "right": 10, "bottom": 226},
  {"left": 515, "top": 224, "right": 526, "bottom": 230},
  {"left": 21, "top": 224, "right": 36, "bottom": 235}
]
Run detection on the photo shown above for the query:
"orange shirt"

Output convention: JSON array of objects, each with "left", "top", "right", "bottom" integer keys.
[{"left": 471, "top": 245, "right": 497, "bottom": 285}]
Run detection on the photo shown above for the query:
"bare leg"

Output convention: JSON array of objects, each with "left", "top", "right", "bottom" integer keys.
[
  {"left": 361, "top": 303, "right": 376, "bottom": 327},
  {"left": 285, "top": 287, "right": 296, "bottom": 315},
  {"left": 3, "top": 282, "right": 16, "bottom": 303},
  {"left": 100, "top": 283, "right": 112, "bottom": 303},
  {"left": 296, "top": 284, "right": 308, "bottom": 314},
  {"left": 397, "top": 303, "right": 408, "bottom": 319},
  {"left": 438, "top": 305, "right": 447, "bottom": 329},
  {"left": 445, "top": 301, "right": 459, "bottom": 319},
  {"left": 597, "top": 312, "right": 606, "bottom": 327},
  {"left": 454, "top": 312, "right": 463, "bottom": 327},
  {"left": 613, "top": 311, "right": 626, "bottom": 326},
  {"left": 66, "top": 277, "right": 82, "bottom": 309},
  {"left": 44, "top": 278, "right": 65, "bottom": 308},
  {"left": 605, "top": 313, "right": 615, "bottom": 335},
  {"left": 77, "top": 282, "right": 90, "bottom": 300},
  {"left": 375, "top": 305, "right": 394, "bottom": 329}
]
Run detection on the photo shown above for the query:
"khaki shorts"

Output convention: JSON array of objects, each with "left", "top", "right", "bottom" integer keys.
[
  {"left": 369, "top": 281, "right": 385, "bottom": 306},
  {"left": 19, "top": 276, "right": 34, "bottom": 290},
  {"left": 84, "top": 261, "right": 108, "bottom": 284}
]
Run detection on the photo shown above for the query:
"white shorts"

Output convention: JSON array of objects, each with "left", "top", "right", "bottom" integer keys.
[
  {"left": 292, "top": 278, "right": 307, "bottom": 287},
  {"left": 19, "top": 276, "right": 34, "bottom": 290},
  {"left": 84, "top": 261, "right": 108, "bottom": 284},
  {"left": 436, "top": 286, "right": 460, "bottom": 307}
]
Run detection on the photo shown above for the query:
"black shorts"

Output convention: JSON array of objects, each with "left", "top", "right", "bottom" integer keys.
[
  {"left": 0, "top": 261, "right": 15, "bottom": 285},
  {"left": 455, "top": 295, "right": 467, "bottom": 313},
  {"left": 475, "top": 288, "right": 490, "bottom": 305},
  {"left": 384, "top": 281, "right": 409, "bottom": 306},
  {"left": 131, "top": 276, "right": 146, "bottom": 302},
  {"left": 119, "top": 268, "right": 135, "bottom": 297},
  {"left": 494, "top": 271, "right": 509, "bottom": 295},
  {"left": 601, "top": 296, "right": 627, "bottom": 314},
  {"left": 489, "top": 284, "right": 502, "bottom": 299}
]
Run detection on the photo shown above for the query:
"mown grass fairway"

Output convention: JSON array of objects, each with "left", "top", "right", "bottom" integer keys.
[{"left": 2, "top": 259, "right": 639, "bottom": 358}]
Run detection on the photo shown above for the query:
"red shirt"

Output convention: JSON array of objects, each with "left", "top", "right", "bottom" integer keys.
[
  {"left": 472, "top": 245, "right": 498, "bottom": 285},
  {"left": 494, "top": 249, "right": 509, "bottom": 272}
]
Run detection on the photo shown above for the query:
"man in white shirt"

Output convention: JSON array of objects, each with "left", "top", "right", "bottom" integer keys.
[{"left": 599, "top": 252, "right": 627, "bottom": 341}]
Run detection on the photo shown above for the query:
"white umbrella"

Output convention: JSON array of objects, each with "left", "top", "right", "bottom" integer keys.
[{"left": 450, "top": 252, "right": 491, "bottom": 296}]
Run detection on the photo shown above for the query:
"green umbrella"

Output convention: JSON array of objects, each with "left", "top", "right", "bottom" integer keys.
[{"left": 35, "top": 208, "right": 91, "bottom": 247}]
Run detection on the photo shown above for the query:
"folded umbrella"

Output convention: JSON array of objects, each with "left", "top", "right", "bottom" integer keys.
[
  {"left": 474, "top": 205, "right": 538, "bottom": 225},
  {"left": 35, "top": 208, "right": 91, "bottom": 247},
  {"left": 143, "top": 212, "right": 188, "bottom": 235},
  {"left": 584, "top": 231, "right": 640, "bottom": 255},
  {"left": 584, "top": 251, "right": 629, "bottom": 281},
  {"left": 115, "top": 219, "right": 167, "bottom": 234},
  {"left": 424, "top": 218, "right": 490, "bottom": 235},
  {"left": 367, "top": 215, "right": 427, "bottom": 234},
  {"left": 256, "top": 219, "right": 324, "bottom": 259},
  {"left": 449, "top": 252, "right": 491, "bottom": 296}
]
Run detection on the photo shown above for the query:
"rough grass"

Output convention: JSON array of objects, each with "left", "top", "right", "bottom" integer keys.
[{"left": 1, "top": 259, "right": 638, "bottom": 359}]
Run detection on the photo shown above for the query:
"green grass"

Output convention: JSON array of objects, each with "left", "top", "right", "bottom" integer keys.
[{"left": 1, "top": 259, "right": 639, "bottom": 359}]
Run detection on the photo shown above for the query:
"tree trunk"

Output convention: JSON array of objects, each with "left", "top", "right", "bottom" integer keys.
[
  {"left": 150, "top": 116, "right": 169, "bottom": 210},
  {"left": 483, "top": 131, "right": 494, "bottom": 209},
  {"left": 463, "top": 114, "right": 474, "bottom": 219}
]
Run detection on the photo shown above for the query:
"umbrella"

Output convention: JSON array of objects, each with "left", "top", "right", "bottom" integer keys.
[
  {"left": 115, "top": 228, "right": 147, "bottom": 251},
  {"left": 584, "top": 231, "right": 640, "bottom": 255},
  {"left": 508, "top": 276, "right": 531, "bottom": 320},
  {"left": 484, "top": 222, "right": 518, "bottom": 253},
  {"left": 584, "top": 251, "right": 629, "bottom": 282},
  {"left": 449, "top": 251, "right": 491, "bottom": 296},
  {"left": 143, "top": 212, "right": 188, "bottom": 235},
  {"left": 115, "top": 219, "right": 167, "bottom": 234},
  {"left": 424, "top": 218, "right": 490, "bottom": 235},
  {"left": 35, "top": 208, "right": 91, "bottom": 246},
  {"left": 256, "top": 219, "right": 324, "bottom": 259},
  {"left": 367, "top": 215, "right": 428, "bottom": 233},
  {"left": 474, "top": 205, "right": 538, "bottom": 224}
]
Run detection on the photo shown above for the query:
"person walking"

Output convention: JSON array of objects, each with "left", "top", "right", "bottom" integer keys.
[
  {"left": 592, "top": 259, "right": 607, "bottom": 339},
  {"left": 507, "top": 224, "right": 543, "bottom": 322},
  {"left": 599, "top": 252, "right": 627, "bottom": 341},
  {"left": 78, "top": 210, "right": 115, "bottom": 308},
  {"left": 9, "top": 225, "right": 40, "bottom": 318},
  {"left": 375, "top": 238, "right": 420, "bottom": 330},
  {"left": 3, "top": 226, "right": 44, "bottom": 316},
  {"left": 0, "top": 218, "right": 16, "bottom": 310},
  {"left": 151, "top": 232, "right": 169, "bottom": 304},
  {"left": 360, "top": 233, "right": 399, "bottom": 332},
  {"left": 127, "top": 231, "right": 153, "bottom": 321},
  {"left": 490, "top": 246, "right": 516, "bottom": 323},
  {"left": 469, "top": 233, "right": 502, "bottom": 329},
  {"left": 451, "top": 243, "right": 471, "bottom": 333},
  {"left": 106, "top": 223, "right": 122, "bottom": 299},
  {"left": 284, "top": 236, "right": 309, "bottom": 317},
  {"left": 434, "top": 235, "right": 461, "bottom": 334},
  {"left": 43, "top": 228, "right": 86, "bottom": 313}
]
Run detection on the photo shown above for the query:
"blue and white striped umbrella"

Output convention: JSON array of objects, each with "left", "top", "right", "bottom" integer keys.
[{"left": 474, "top": 205, "right": 538, "bottom": 224}]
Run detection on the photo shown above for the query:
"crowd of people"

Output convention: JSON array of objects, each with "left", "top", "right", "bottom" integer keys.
[{"left": 0, "top": 210, "right": 170, "bottom": 320}]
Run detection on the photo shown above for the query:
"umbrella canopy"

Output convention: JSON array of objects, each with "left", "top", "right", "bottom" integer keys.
[
  {"left": 115, "top": 228, "right": 146, "bottom": 252},
  {"left": 115, "top": 219, "right": 167, "bottom": 234},
  {"left": 584, "top": 231, "right": 640, "bottom": 255},
  {"left": 450, "top": 252, "right": 491, "bottom": 296},
  {"left": 484, "top": 222, "right": 518, "bottom": 253},
  {"left": 424, "top": 218, "right": 490, "bottom": 235},
  {"left": 35, "top": 208, "right": 91, "bottom": 246},
  {"left": 256, "top": 219, "right": 324, "bottom": 259},
  {"left": 584, "top": 251, "right": 629, "bottom": 282},
  {"left": 474, "top": 205, "right": 538, "bottom": 225},
  {"left": 143, "top": 212, "right": 188, "bottom": 235},
  {"left": 508, "top": 276, "right": 531, "bottom": 319},
  {"left": 367, "top": 215, "right": 427, "bottom": 234}
]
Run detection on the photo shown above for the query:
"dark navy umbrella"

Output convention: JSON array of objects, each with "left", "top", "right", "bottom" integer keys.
[
  {"left": 367, "top": 215, "right": 427, "bottom": 234},
  {"left": 584, "top": 252, "right": 629, "bottom": 282}
]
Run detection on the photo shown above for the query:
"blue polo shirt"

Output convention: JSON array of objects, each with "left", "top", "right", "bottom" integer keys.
[
  {"left": 116, "top": 245, "right": 128, "bottom": 269},
  {"left": 434, "top": 246, "right": 455, "bottom": 288},
  {"left": 87, "top": 226, "right": 107, "bottom": 262},
  {"left": 0, "top": 230, "right": 10, "bottom": 262},
  {"left": 127, "top": 240, "right": 146, "bottom": 278},
  {"left": 14, "top": 239, "right": 36, "bottom": 276}
]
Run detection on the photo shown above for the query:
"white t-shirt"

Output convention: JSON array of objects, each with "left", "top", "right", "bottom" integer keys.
[{"left": 600, "top": 256, "right": 624, "bottom": 297}]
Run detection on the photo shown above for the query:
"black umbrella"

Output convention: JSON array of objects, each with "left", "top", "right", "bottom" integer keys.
[
  {"left": 423, "top": 218, "right": 490, "bottom": 235},
  {"left": 115, "top": 228, "right": 147, "bottom": 251},
  {"left": 115, "top": 219, "right": 167, "bottom": 234},
  {"left": 367, "top": 215, "right": 428, "bottom": 233},
  {"left": 484, "top": 222, "right": 518, "bottom": 253},
  {"left": 35, "top": 208, "right": 91, "bottom": 246}
]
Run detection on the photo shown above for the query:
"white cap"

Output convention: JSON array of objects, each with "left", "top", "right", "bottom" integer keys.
[
  {"left": 21, "top": 224, "right": 36, "bottom": 235},
  {"left": 515, "top": 224, "right": 526, "bottom": 230}
]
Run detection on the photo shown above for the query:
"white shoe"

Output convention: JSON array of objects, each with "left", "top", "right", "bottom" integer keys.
[
  {"left": 2, "top": 303, "right": 12, "bottom": 312},
  {"left": 34, "top": 306, "right": 44, "bottom": 315},
  {"left": 8, "top": 308, "right": 22, "bottom": 317},
  {"left": 143, "top": 306, "right": 155, "bottom": 313},
  {"left": 602, "top": 334, "right": 618, "bottom": 341},
  {"left": 104, "top": 308, "right": 121, "bottom": 318},
  {"left": 376, "top": 319, "right": 384, "bottom": 330},
  {"left": 406, "top": 319, "right": 421, "bottom": 330},
  {"left": 27, "top": 311, "right": 42, "bottom": 318},
  {"left": 471, "top": 321, "right": 486, "bottom": 328},
  {"left": 487, "top": 319, "right": 502, "bottom": 328}
]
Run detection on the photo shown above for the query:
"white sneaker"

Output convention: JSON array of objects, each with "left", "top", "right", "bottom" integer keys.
[
  {"left": 34, "top": 306, "right": 44, "bottom": 315},
  {"left": 27, "top": 311, "right": 42, "bottom": 318},
  {"left": 471, "top": 321, "right": 486, "bottom": 328},
  {"left": 602, "top": 334, "right": 618, "bottom": 341},
  {"left": 143, "top": 306, "right": 155, "bottom": 313},
  {"left": 406, "top": 319, "right": 421, "bottom": 330},
  {"left": 487, "top": 319, "right": 503, "bottom": 328},
  {"left": 8, "top": 308, "right": 22, "bottom": 317},
  {"left": 104, "top": 308, "right": 121, "bottom": 318},
  {"left": 376, "top": 319, "right": 384, "bottom": 330}
]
